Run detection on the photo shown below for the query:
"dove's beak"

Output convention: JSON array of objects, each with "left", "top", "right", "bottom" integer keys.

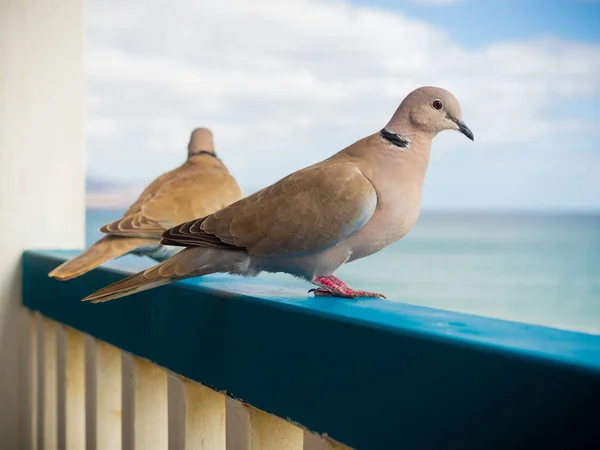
[{"left": 450, "top": 117, "right": 474, "bottom": 141}]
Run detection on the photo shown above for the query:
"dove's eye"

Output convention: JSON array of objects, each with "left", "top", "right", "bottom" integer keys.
[{"left": 432, "top": 99, "right": 444, "bottom": 111}]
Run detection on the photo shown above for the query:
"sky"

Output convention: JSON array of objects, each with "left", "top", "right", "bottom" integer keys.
[{"left": 85, "top": 0, "right": 600, "bottom": 211}]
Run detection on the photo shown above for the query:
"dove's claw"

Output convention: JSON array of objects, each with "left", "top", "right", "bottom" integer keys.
[
  {"left": 310, "top": 276, "right": 386, "bottom": 299},
  {"left": 353, "top": 291, "right": 387, "bottom": 299},
  {"left": 309, "top": 288, "right": 357, "bottom": 298}
]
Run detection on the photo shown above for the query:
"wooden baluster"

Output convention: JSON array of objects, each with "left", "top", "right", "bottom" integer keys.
[
  {"left": 27, "top": 311, "right": 40, "bottom": 450},
  {"left": 247, "top": 406, "right": 303, "bottom": 450},
  {"left": 122, "top": 353, "right": 134, "bottom": 450},
  {"left": 303, "top": 431, "right": 354, "bottom": 450},
  {"left": 167, "top": 374, "right": 183, "bottom": 449},
  {"left": 64, "top": 327, "right": 86, "bottom": 450},
  {"left": 133, "top": 357, "right": 168, "bottom": 450},
  {"left": 182, "top": 379, "right": 226, "bottom": 449},
  {"left": 43, "top": 318, "right": 58, "bottom": 450},
  {"left": 96, "top": 340, "right": 122, "bottom": 450},
  {"left": 226, "top": 397, "right": 249, "bottom": 450}
]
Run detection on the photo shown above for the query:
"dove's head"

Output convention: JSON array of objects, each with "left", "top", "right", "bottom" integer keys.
[
  {"left": 388, "top": 86, "right": 474, "bottom": 141},
  {"left": 187, "top": 127, "right": 215, "bottom": 158}
]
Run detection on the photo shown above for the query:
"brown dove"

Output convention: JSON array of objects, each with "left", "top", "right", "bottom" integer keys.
[
  {"left": 82, "top": 86, "right": 474, "bottom": 302},
  {"left": 49, "top": 128, "right": 243, "bottom": 280}
]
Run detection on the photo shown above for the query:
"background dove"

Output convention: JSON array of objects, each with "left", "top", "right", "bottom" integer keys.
[
  {"left": 49, "top": 127, "right": 243, "bottom": 280},
  {"left": 83, "top": 86, "right": 474, "bottom": 302}
]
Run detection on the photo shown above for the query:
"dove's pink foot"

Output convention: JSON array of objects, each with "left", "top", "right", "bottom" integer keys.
[{"left": 309, "top": 275, "right": 386, "bottom": 299}]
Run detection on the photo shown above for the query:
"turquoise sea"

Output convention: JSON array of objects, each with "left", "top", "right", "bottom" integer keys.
[{"left": 87, "top": 209, "right": 600, "bottom": 334}]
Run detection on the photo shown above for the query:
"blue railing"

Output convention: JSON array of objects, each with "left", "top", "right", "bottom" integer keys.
[{"left": 23, "top": 249, "right": 600, "bottom": 449}]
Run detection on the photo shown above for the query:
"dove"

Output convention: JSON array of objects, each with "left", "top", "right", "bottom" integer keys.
[
  {"left": 49, "top": 127, "right": 243, "bottom": 280},
  {"left": 82, "top": 86, "right": 474, "bottom": 302}
]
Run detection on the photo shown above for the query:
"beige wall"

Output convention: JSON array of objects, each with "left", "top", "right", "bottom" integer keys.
[{"left": 0, "top": 0, "right": 85, "bottom": 446}]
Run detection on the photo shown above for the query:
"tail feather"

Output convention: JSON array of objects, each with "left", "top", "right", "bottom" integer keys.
[
  {"left": 49, "top": 236, "right": 156, "bottom": 280},
  {"left": 82, "top": 247, "right": 251, "bottom": 303},
  {"left": 82, "top": 247, "right": 211, "bottom": 302},
  {"left": 82, "top": 273, "right": 173, "bottom": 303}
]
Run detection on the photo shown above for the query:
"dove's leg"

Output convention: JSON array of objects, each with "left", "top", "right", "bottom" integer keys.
[{"left": 309, "top": 275, "right": 386, "bottom": 299}]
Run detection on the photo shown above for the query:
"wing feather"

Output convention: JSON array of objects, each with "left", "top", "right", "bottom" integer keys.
[
  {"left": 161, "top": 163, "right": 377, "bottom": 257},
  {"left": 100, "top": 161, "right": 242, "bottom": 239}
]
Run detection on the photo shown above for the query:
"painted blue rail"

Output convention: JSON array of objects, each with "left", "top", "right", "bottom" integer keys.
[{"left": 23, "top": 250, "right": 600, "bottom": 450}]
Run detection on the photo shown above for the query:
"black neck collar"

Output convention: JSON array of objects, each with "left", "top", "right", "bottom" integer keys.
[
  {"left": 379, "top": 128, "right": 410, "bottom": 149},
  {"left": 189, "top": 150, "right": 220, "bottom": 160}
]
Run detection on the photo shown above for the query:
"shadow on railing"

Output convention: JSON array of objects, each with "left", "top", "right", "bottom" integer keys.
[{"left": 22, "top": 250, "right": 600, "bottom": 450}]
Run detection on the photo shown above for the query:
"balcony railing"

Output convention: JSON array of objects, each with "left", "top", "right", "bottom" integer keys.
[{"left": 21, "top": 249, "right": 600, "bottom": 450}]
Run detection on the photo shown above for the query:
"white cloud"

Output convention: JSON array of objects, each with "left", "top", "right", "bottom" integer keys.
[{"left": 85, "top": 0, "right": 600, "bottom": 210}]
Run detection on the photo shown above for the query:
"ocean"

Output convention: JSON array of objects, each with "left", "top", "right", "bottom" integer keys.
[{"left": 86, "top": 209, "right": 600, "bottom": 334}]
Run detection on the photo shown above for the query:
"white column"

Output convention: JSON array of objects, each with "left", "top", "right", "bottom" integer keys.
[{"left": 0, "top": 0, "right": 84, "bottom": 447}]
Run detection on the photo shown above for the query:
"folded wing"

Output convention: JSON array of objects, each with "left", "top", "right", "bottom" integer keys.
[{"left": 162, "top": 163, "right": 377, "bottom": 258}]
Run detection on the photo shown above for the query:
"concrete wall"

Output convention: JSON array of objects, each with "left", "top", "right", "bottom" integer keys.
[{"left": 0, "top": 0, "right": 84, "bottom": 446}]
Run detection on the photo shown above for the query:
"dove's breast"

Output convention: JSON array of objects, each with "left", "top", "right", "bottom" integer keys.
[
  {"left": 345, "top": 196, "right": 422, "bottom": 262},
  {"left": 345, "top": 156, "right": 427, "bottom": 262}
]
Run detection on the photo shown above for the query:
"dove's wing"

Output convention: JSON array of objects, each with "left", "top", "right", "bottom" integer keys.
[
  {"left": 101, "top": 162, "right": 243, "bottom": 239},
  {"left": 162, "top": 162, "right": 377, "bottom": 257},
  {"left": 121, "top": 169, "right": 179, "bottom": 217}
]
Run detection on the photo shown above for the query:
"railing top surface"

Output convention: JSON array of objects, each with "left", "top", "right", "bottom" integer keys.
[{"left": 22, "top": 249, "right": 600, "bottom": 450}]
